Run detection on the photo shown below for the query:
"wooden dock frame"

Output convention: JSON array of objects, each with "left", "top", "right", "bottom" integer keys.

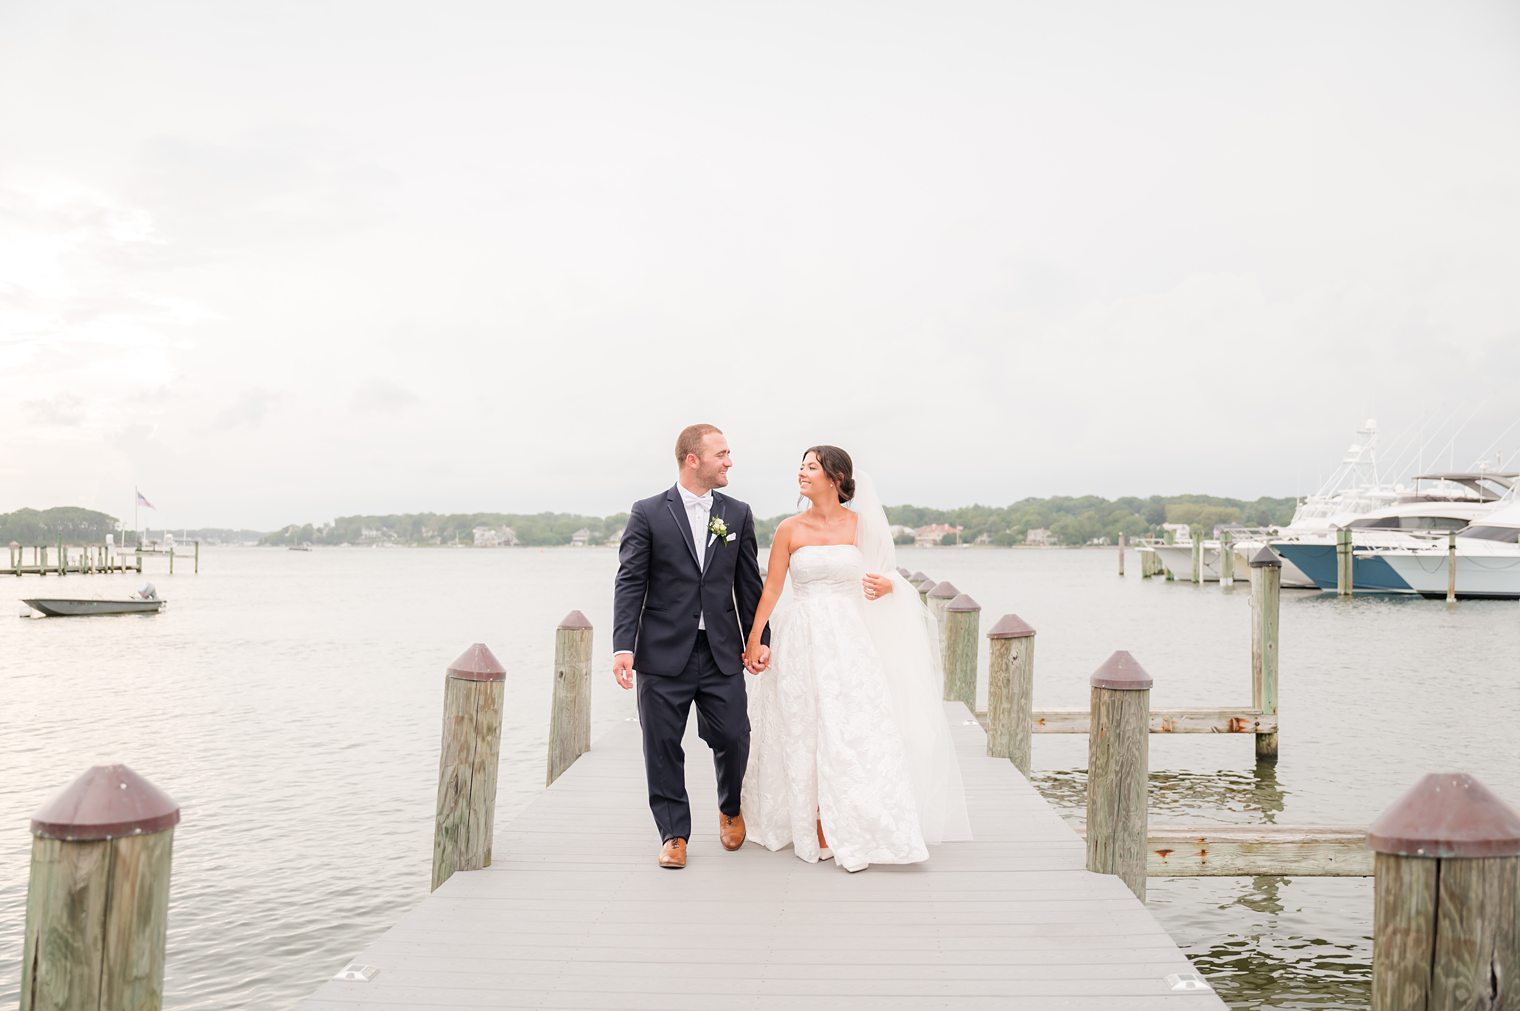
[
  {"left": 982, "top": 547, "right": 1284, "bottom": 765},
  {"left": 6, "top": 540, "right": 198, "bottom": 577}
]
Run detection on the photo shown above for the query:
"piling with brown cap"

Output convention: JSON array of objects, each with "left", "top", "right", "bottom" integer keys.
[
  {"left": 1368, "top": 773, "right": 1520, "bottom": 1010},
  {"left": 986, "top": 614, "right": 1036, "bottom": 773},
  {"left": 926, "top": 580, "right": 959, "bottom": 658},
  {"left": 914, "top": 576, "right": 935, "bottom": 605},
  {"left": 1249, "top": 547, "right": 1281, "bottom": 763},
  {"left": 547, "top": 611, "right": 594, "bottom": 787},
  {"left": 21, "top": 765, "right": 180, "bottom": 1011},
  {"left": 433, "top": 642, "right": 507, "bottom": 891},
  {"left": 942, "top": 593, "right": 981, "bottom": 709},
  {"left": 1085, "top": 651, "right": 1151, "bottom": 901}
]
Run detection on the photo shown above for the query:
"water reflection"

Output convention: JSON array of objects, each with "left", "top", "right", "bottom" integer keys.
[
  {"left": 1171, "top": 874, "right": 1372, "bottom": 1010},
  {"left": 1032, "top": 762, "right": 1287, "bottom": 821}
]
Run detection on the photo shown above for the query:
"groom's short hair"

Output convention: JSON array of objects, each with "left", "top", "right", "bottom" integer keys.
[{"left": 676, "top": 424, "right": 722, "bottom": 466}]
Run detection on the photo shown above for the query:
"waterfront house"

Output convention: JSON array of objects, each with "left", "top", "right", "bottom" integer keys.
[
  {"left": 915, "top": 523, "right": 964, "bottom": 547},
  {"left": 1025, "top": 527, "right": 1058, "bottom": 546},
  {"left": 570, "top": 528, "right": 592, "bottom": 547}
]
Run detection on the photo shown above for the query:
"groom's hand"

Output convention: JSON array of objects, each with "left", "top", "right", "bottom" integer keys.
[
  {"left": 748, "top": 644, "right": 771, "bottom": 674},
  {"left": 613, "top": 654, "right": 635, "bottom": 690}
]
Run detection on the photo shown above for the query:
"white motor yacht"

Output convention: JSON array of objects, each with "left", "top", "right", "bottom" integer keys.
[{"left": 1369, "top": 499, "right": 1520, "bottom": 599}]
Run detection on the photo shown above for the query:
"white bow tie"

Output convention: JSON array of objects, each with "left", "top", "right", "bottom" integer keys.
[{"left": 690, "top": 497, "right": 712, "bottom": 511}]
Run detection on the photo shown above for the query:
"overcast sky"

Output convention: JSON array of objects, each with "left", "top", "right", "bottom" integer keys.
[{"left": 4, "top": 1, "right": 1519, "bottom": 530}]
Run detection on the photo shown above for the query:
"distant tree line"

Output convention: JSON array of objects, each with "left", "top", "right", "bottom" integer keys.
[
  {"left": 758, "top": 494, "right": 1294, "bottom": 547},
  {"left": 0, "top": 507, "right": 119, "bottom": 544},
  {"left": 259, "top": 512, "right": 630, "bottom": 547},
  {"left": 260, "top": 495, "right": 1296, "bottom": 549}
]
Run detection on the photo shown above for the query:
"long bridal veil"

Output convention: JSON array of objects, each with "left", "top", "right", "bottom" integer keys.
[{"left": 852, "top": 472, "right": 973, "bottom": 843}]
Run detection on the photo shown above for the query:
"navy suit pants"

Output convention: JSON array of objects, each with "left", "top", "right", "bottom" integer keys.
[{"left": 636, "top": 631, "right": 750, "bottom": 843}]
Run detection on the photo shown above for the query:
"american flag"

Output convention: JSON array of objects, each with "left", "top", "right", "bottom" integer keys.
[{"left": 136, "top": 489, "right": 156, "bottom": 509}]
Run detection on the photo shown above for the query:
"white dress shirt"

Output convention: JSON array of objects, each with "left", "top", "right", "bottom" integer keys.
[{"left": 675, "top": 483, "right": 712, "bottom": 630}]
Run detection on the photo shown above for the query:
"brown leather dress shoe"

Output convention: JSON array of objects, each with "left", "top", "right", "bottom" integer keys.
[
  {"left": 659, "top": 838, "right": 687, "bottom": 869},
  {"left": 719, "top": 812, "right": 746, "bottom": 851}
]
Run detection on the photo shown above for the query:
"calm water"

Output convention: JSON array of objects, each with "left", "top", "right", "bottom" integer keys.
[{"left": 2, "top": 546, "right": 1516, "bottom": 1009}]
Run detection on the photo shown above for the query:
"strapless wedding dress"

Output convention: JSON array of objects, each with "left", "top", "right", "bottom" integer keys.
[{"left": 742, "top": 544, "right": 929, "bottom": 870}]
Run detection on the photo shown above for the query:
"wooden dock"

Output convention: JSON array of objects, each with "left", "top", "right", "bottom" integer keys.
[{"left": 296, "top": 703, "right": 1225, "bottom": 1010}]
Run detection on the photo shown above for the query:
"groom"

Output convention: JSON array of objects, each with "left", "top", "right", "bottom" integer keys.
[{"left": 613, "top": 424, "right": 770, "bottom": 869}]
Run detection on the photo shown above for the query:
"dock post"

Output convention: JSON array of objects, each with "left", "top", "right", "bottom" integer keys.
[
  {"left": 1086, "top": 651, "right": 1151, "bottom": 902},
  {"left": 1190, "top": 535, "right": 1202, "bottom": 584},
  {"left": 547, "top": 612, "right": 593, "bottom": 786},
  {"left": 915, "top": 576, "right": 934, "bottom": 606},
  {"left": 194, "top": 540, "right": 200, "bottom": 574},
  {"left": 926, "top": 581, "right": 960, "bottom": 688},
  {"left": 942, "top": 594, "right": 980, "bottom": 710},
  {"left": 1335, "top": 527, "right": 1353, "bottom": 596},
  {"left": 432, "top": 643, "right": 507, "bottom": 891},
  {"left": 1117, "top": 532, "right": 1125, "bottom": 576},
  {"left": 986, "top": 615, "right": 1036, "bottom": 773},
  {"left": 1446, "top": 532, "right": 1456, "bottom": 603},
  {"left": 1219, "top": 531, "right": 1234, "bottom": 586},
  {"left": 1367, "top": 773, "right": 1520, "bottom": 1010},
  {"left": 136, "top": 551, "right": 143, "bottom": 574},
  {"left": 169, "top": 545, "right": 174, "bottom": 575},
  {"left": 20, "top": 765, "right": 179, "bottom": 1011},
  {"left": 1249, "top": 548, "right": 1281, "bottom": 763}
]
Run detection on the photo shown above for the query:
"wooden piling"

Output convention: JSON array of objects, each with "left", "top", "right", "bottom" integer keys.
[
  {"left": 1446, "top": 532, "right": 1456, "bottom": 603},
  {"left": 915, "top": 576, "right": 935, "bottom": 606},
  {"left": 21, "top": 765, "right": 180, "bottom": 1011},
  {"left": 547, "top": 612, "right": 593, "bottom": 787},
  {"left": 926, "top": 581, "right": 959, "bottom": 661},
  {"left": 1249, "top": 548, "right": 1281, "bottom": 763},
  {"left": 1117, "top": 532, "right": 1125, "bottom": 576},
  {"left": 433, "top": 643, "right": 507, "bottom": 892},
  {"left": 1190, "top": 535, "right": 1203, "bottom": 584},
  {"left": 1086, "top": 651, "right": 1151, "bottom": 902},
  {"left": 1219, "top": 532, "right": 1234, "bottom": 587},
  {"left": 986, "top": 615, "right": 1036, "bottom": 774},
  {"left": 1367, "top": 773, "right": 1520, "bottom": 1011},
  {"left": 194, "top": 540, "right": 200, "bottom": 575},
  {"left": 1335, "top": 527, "right": 1353, "bottom": 597},
  {"left": 942, "top": 594, "right": 980, "bottom": 708}
]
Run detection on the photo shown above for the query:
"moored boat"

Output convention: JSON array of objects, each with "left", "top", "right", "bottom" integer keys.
[{"left": 22, "top": 597, "right": 167, "bottom": 617}]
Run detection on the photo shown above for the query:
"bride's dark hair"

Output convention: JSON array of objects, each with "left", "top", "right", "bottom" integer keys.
[{"left": 803, "top": 445, "right": 856, "bottom": 504}]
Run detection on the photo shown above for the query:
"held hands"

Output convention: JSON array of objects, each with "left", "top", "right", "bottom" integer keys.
[
  {"left": 862, "top": 573, "right": 894, "bottom": 601},
  {"left": 613, "top": 653, "right": 635, "bottom": 690},
  {"left": 744, "top": 639, "right": 771, "bottom": 675}
]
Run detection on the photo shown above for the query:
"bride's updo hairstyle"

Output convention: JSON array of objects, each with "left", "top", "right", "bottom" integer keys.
[{"left": 803, "top": 445, "right": 856, "bottom": 504}]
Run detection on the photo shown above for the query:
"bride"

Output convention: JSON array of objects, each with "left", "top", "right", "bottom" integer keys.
[{"left": 741, "top": 445, "right": 971, "bottom": 872}]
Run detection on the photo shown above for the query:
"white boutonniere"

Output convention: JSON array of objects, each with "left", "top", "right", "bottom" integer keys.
[{"left": 708, "top": 515, "right": 728, "bottom": 545}]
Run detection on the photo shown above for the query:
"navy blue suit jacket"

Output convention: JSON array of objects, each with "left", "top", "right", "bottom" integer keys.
[{"left": 613, "top": 486, "right": 768, "bottom": 677}]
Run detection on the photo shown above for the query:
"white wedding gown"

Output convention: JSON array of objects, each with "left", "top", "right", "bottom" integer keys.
[{"left": 743, "top": 539, "right": 971, "bottom": 871}]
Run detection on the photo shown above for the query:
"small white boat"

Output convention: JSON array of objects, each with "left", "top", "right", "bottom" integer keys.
[
  {"left": 22, "top": 597, "right": 166, "bottom": 617},
  {"left": 22, "top": 582, "right": 165, "bottom": 617}
]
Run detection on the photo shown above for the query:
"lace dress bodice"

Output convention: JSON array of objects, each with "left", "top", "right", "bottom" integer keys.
[{"left": 787, "top": 543, "right": 865, "bottom": 600}]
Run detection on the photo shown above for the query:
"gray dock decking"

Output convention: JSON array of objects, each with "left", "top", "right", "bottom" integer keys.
[{"left": 297, "top": 703, "right": 1225, "bottom": 1010}]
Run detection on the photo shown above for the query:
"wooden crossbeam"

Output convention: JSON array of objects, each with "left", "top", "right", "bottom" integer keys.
[
  {"left": 1070, "top": 823, "right": 1373, "bottom": 877},
  {"left": 1016, "top": 707, "right": 1278, "bottom": 735}
]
